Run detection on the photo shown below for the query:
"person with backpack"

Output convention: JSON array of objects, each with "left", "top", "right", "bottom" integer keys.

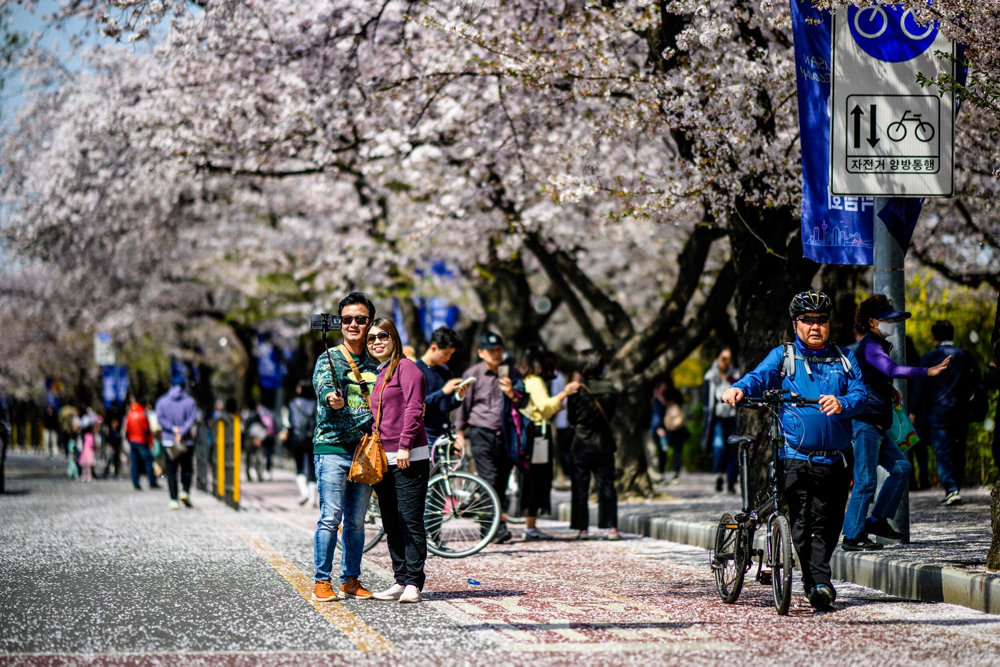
[
  {"left": 842, "top": 296, "right": 950, "bottom": 551},
  {"left": 286, "top": 381, "right": 318, "bottom": 505},
  {"left": 722, "top": 290, "right": 867, "bottom": 612},
  {"left": 911, "top": 319, "right": 982, "bottom": 506}
]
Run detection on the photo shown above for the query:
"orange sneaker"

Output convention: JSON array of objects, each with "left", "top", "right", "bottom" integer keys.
[
  {"left": 312, "top": 580, "right": 338, "bottom": 602},
  {"left": 339, "top": 577, "right": 373, "bottom": 600}
]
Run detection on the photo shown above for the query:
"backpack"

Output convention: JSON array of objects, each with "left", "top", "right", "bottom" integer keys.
[
  {"left": 780, "top": 342, "right": 851, "bottom": 379},
  {"left": 258, "top": 407, "right": 276, "bottom": 437}
]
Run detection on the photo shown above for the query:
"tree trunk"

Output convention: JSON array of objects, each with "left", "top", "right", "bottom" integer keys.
[
  {"left": 987, "top": 290, "right": 1000, "bottom": 571},
  {"left": 988, "top": 479, "right": 1000, "bottom": 571},
  {"left": 730, "top": 202, "right": 821, "bottom": 490}
]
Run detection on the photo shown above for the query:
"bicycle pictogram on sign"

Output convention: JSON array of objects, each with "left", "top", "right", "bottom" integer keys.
[{"left": 887, "top": 110, "right": 934, "bottom": 143}]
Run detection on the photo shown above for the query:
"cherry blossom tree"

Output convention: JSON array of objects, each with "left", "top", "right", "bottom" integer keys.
[{"left": 2, "top": 0, "right": 998, "bottom": 500}]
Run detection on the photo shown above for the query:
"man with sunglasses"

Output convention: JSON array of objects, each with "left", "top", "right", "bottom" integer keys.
[
  {"left": 721, "top": 290, "right": 867, "bottom": 612},
  {"left": 311, "top": 292, "right": 378, "bottom": 603}
]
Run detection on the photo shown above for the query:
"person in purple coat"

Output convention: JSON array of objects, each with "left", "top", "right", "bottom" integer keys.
[
  {"left": 842, "top": 296, "right": 951, "bottom": 551},
  {"left": 365, "top": 318, "right": 429, "bottom": 604},
  {"left": 155, "top": 376, "right": 199, "bottom": 510}
]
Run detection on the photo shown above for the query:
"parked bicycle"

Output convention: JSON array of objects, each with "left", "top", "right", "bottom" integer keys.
[
  {"left": 351, "top": 427, "right": 502, "bottom": 558},
  {"left": 710, "top": 389, "right": 819, "bottom": 615}
]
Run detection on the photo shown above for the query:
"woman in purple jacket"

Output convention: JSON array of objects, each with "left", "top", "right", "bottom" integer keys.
[
  {"left": 366, "top": 317, "right": 429, "bottom": 603},
  {"left": 842, "top": 295, "right": 951, "bottom": 551}
]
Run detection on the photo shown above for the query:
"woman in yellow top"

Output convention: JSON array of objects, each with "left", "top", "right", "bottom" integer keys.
[{"left": 517, "top": 346, "right": 579, "bottom": 540}]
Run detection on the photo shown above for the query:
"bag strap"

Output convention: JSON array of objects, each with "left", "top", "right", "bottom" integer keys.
[
  {"left": 580, "top": 384, "right": 610, "bottom": 425},
  {"left": 337, "top": 344, "right": 371, "bottom": 402},
  {"left": 374, "top": 382, "right": 385, "bottom": 432}
]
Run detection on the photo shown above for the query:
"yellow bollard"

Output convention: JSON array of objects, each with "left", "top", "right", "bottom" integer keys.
[
  {"left": 217, "top": 420, "right": 226, "bottom": 498},
  {"left": 232, "top": 416, "right": 241, "bottom": 505}
]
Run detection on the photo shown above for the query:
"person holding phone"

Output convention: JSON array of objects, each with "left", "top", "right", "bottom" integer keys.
[
  {"left": 518, "top": 345, "right": 580, "bottom": 540},
  {"left": 310, "top": 292, "right": 378, "bottom": 603},
  {"left": 415, "top": 326, "right": 468, "bottom": 445},
  {"left": 453, "top": 331, "right": 529, "bottom": 544}
]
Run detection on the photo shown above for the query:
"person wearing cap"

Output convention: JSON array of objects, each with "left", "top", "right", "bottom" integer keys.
[
  {"left": 912, "top": 319, "right": 977, "bottom": 507},
  {"left": 155, "top": 375, "right": 198, "bottom": 510},
  {"left": 843, "top": 295, "right": 951, "bottom": 551},
  {"left": 453, "top": 330, "right": 529, "bottom": 544},
  {"left": 722, "top": 289, "right": 867, "bottom": 612}
]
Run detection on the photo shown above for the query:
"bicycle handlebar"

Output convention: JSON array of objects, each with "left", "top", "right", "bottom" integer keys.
[{"left": 738, "top": 389, "right": 820, "bottom": 408}]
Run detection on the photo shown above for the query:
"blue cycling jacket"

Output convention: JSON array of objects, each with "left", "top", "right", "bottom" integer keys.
[{"left": 731, "top": 337, "right": 867, "bottom": 464}]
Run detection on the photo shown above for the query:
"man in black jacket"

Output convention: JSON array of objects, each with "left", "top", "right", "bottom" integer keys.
[{"left": 912, "top": 320, "right": 980, "bottom": 506}]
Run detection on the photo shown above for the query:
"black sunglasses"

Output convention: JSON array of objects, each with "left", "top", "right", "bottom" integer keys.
[
  {"left": 798, "top": 315, "right": 830, "bottom": 326},
  {"left": 341, "top": 315, "right": 370, "bottom": 326},
  {"left": 366, "top": 331, "right": 391, "bottom": 344}
]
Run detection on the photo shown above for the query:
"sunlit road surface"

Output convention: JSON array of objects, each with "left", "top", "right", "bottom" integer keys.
[{"left": 3, "top": 453, "right": 1000, "bottom": 665}]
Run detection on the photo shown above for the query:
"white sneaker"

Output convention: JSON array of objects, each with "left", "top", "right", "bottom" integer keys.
[
  {"left": 180, "top": 492, "right": 192, "bottom": 507},
  {"left": 373, "top": 583, "right": 405, "bottom": 601},
  {"left": 399, "top": 585, "right": 421, "bottom": 603},
  {"left": 168, "top": 501, "right": 180, "bottom": 510}
]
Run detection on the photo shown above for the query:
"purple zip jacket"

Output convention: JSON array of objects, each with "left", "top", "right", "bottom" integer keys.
[
  {"left": 155, "top": 386, "right": 198, "bottom": 444},
  {"left": 369, "top": 358, "right": 427, "bottom": 456}
]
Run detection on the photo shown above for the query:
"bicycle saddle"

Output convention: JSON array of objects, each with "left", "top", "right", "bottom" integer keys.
[{"left": 727, "top": 435, "right": 755, "bottom": 447}]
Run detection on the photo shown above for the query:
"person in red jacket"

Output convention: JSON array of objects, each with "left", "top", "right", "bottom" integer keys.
[{"left": 125, "top": 395, "right": 158, "bottom": 490}]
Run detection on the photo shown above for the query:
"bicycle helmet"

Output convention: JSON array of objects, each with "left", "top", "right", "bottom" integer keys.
[{"left": 788, "top": 290, "right": 833, "bottom": 320}]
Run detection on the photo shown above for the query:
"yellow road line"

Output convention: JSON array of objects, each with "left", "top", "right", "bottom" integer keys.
[{"left": 209, "top": 510, "right": 394, "bottom": 653}]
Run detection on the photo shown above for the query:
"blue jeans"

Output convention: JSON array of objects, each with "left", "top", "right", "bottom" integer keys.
[
  {"left": 711, "top": 418, "right": 738, "bottom": 488},
  {"left": 843, "top": 421, "right": 911, "bottom": 540},
  {"left": 928, "top": 411, "right": 960, "bottom": 494},
  {"left": 313, "top": 452, "right": 372, "bottom": 583},
  {"left": 129, "top": 441, "right": 157, "bottom": 489}
]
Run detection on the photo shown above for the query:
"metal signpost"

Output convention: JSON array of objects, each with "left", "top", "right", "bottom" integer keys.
[{"left": 831, "top": 5, "right": 955, "bottom": 542}]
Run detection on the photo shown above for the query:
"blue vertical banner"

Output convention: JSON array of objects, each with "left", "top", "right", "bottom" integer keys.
[
  {"left": 101, "top": 366, "right": 129, "bottom": 407},
  {"left": 792, "top": 0, "right": 877, "bottom": 265}
]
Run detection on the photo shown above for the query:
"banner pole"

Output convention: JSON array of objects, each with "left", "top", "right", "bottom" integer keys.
[{"left": 874, "top": 197, "right": 910, "bottom": 543}]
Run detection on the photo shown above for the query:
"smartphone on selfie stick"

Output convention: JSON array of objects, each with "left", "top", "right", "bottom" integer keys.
[{"left": 311, "top": 313, "right": 343, "bottom": 398}]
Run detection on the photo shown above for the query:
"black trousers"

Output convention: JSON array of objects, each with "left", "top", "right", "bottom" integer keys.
[
  {"left": 781, "top": 456, "right": 852, "bottom": 593},
  {"left": 373, "top": 460, "right": 430, "bottom": 589},
  {"left": 165, "top": 446, "right": 194, "bottom": 501},
  {"left": 570, "top": 449, "right": 618, "bottom": 530},
  {"left": 467, "top": 426, "right": 512, "bottom": 523}
]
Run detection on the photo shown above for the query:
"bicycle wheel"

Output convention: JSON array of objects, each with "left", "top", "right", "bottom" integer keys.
[
  {"left": 887, "top": 121, "right": 906, "bottom": 142},
  {"left": 430, "top": 434, "right": 464, "bottom": 472},
  {"left": 711, "top": 512, "right": 746, "bottom": 603},
  {"left": 425, "top": 471, "right": 501, "bottom": 558},
  {"left": 771, "top": 513, "right": 793, "bottom": 615},
  {"left": 337, "top": 493, "right": 385, "bottom": 553}
]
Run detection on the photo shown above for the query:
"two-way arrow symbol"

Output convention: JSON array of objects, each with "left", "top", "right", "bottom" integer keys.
[{"left": 851, "top": 104, "right": 880, "bottom": 148}]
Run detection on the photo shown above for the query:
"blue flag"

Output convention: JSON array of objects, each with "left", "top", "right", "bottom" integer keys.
[{"left": 790, "top": 1, "right": 927, "bottom": 265}]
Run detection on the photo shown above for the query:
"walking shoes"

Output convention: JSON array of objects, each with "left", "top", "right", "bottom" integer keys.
[
  {"left": 339, "top": 577, "right": 373, "bottom": 599},
  {"left": 312, "top": 580, "right": 338, "bottom": 603},
  {"left": 841, "top": 536, "right": 883, "bottom": 552},
  {"left": 399, "top": 585, "right": 422, "bottom": 603},
  {"left": 373, "top": 583, "right": 405, "bottom": 601}
]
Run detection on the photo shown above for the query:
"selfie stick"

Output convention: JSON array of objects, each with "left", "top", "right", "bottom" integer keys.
[{"left": 320, "top": 321, "right": 342, "bottom": 397}]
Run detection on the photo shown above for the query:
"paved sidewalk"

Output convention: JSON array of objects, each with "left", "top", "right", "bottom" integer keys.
[{"left": 553, "top": 471, "right": 1000, "bottom": 614}]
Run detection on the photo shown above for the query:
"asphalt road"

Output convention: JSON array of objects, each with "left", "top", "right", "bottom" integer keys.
[{"left": 3, "top": 453, "right": 1000, "bottom": 665}]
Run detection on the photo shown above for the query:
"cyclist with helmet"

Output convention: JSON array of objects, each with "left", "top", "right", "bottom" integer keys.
[{"left": 721, "top": 290, "right": 867, "bottom": 612}]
